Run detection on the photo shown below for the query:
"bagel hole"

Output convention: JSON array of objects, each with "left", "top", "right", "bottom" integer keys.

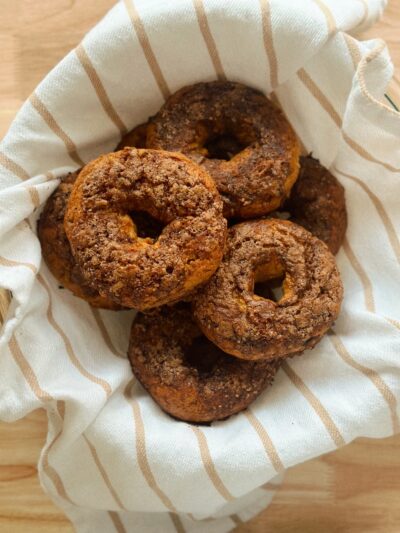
[
  {"left": 254, "top": 276, "right": 285, "bottom": 302},
  {"left": 253, "top": 261, "right": 286, "bottom": 303},
  {"left": 204, "top": 133, "right": 248, "bottom": 161},
  {"left": 129, "top": 211, "right": 165, "bottom": 240},
  {"left": 184, "top": 336, "right": 225, "bottom": 375}
]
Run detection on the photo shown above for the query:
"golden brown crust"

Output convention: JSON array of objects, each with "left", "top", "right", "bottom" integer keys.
[
  {"left": 128, "top": 304, "right": 280, "bottom": 423},
  {"left": 117, "top": 122, "right": 148, "bottom": 150},
  {"left": 283, "top": 156, "right": 347, "bottom": 255},
  {"left": 147, "top": 81, "right": 300, "bottom": 218},
  {"left": 38, "top": 122, "right": 153, "bottom": 309},
  {"left": 64, "top": 148, "right": 227, "bottom": 310},
  {"left": 192, "top": 219, "right": 343, "bottom": 361},
  {"left": 37, "top": 172, "right": 122, "bottom": 309}
]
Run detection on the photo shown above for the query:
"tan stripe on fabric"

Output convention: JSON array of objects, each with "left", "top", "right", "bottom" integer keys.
[
  {"left": 341, "top": 130, "right": 400, "bottom": 172},
  {"left": 75, "top": 44, "right": 128, "bottom": 136},
  {"left": 108, "top": 512, "right": 127, "bottom": 533},
  {"left": 18, "top": 219, "right": 29, "bottom": 231},
  {"left": 187, "top": 513, "right": 241, "bottom": 524},
  {"left": 169, "top": 513, "right": 186, "bottom": 533},
  {"left": 282, "top": 361, "right": 345, "bottom": 447},
  {"left": 345, "top": 36, "right": 398, "bottom": 137},
  {"left": 8, "top": 334, "right": 53, "bottom": 402},
  {"left": 385, "top": 317, "right": 400, "bottom": 331},
  {"left": 91, "top": 308, "right": 126, "bottom": 359},
  {"left": 57, "top": 400, "right": 66, "bottom": 421},
  {"left": 269, "top": 91, "right": 281, "bottom": 108},
  {"left": 26, "top": 186, "right": 40, "bottom": 208},
  {"left": 297, "top": 68, "right": 342, "bottom": 127},
  {"left": 0, "top": 151, "right": 30, "bottom": 181},
  {"left": 343, "top": 33, "right": 361, "bottom": 69},
  {"left": 244, "top": 410, "right": 284, "bottom": 472},
  {"left": 45, "top": 170, "right": 56, "bottom": 181},
  {"left": 23, "top": 219, "right": 34, "bottom": 235},
  {"left": 297, "top": 67, "right": 400, "bottom": 172},
  {"left": 262, "top": 481, "right": 280, "bottom": 490},
  {"left": 124, "top": 382, "right": 179, "bottom": 513},
  {"left": 312, "top": 0, "right": 337, "bottom": 34},
  {"left": 29, "top": 93, "right": 85, "bottom": 167},
  {"left": 123, "top": 0, "right": 171, "bottom": 100},
  {"left": 191, "top": 426, "right": 234, "bottom": 502},
  {"left": 259, "top": 0, "right": 278, "bottom": 89},
  {"left": 0, "top": 255, "right": 37, "bottom": 274},
  {"left": 271, "top": 89, "right": 308, "bottom": 154},
  {"left": 230, "top": 514, "right": 243, "bottom": 526},
  {"left": 0, "top": 346, "right": 71, "bottom": 509},
  {"left": 186, "top": 513, "right": 211, "bottom": 523},
  {"left": 37, "top": 274, "right": 112, "bottom": 398},
  {"left": 335, "top": 168, "right": 400, "bottom": 265},
  {"left": 42, "top": 430, "right": 74, "bottom": 504},
  {"left": 356, "top": 42, "right": 400, "bottom": 119},
  {"left": 329, "top": 331, "right": 400, "bottom": 434},
  {"left": 83, "top": 434, "right": 126, "bottom": 510},
  {"left": 342, "top": 237, "right": 375, "bottom": 312},
  {"left": 193, "top": 0, "right": 226, "bottom": 81},
  {"left": 0, "top": 290, "right": 11, "bottom": 324}
]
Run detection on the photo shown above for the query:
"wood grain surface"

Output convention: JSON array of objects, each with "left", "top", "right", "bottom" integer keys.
[{"left": 1, "top": 1, "right": 400, "bottom": 532}]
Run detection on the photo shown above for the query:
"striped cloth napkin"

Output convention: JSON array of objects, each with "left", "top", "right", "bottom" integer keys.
[{"left": 1, "top": 0, "right": 399, "bottom": 531}]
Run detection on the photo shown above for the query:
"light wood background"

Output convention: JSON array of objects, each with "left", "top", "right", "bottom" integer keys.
[{"left": 1, "top": 1, "right": 400, "bottom": 532}]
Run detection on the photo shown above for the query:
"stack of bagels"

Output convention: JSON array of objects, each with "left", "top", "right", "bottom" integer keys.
[{"left": 38, "top": 81, "right": 346, "bottom": 423}]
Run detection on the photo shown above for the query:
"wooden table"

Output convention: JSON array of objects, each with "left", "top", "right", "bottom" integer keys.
[{"left": 1, "top": 1, "right": 399, "bottom": 532}]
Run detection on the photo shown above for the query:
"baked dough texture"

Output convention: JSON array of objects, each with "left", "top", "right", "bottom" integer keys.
[
  {"left": 147, "top": 81, "right": 300, "bottom": 218},
  {"left": 64, "top": 147, "right": 227, "bottom": 310},
  {"left": 128, "top": 304, "right": 280, "bottom": 422},
  {"left": 193, "top": 219, "right": 343, "bottom": 361},
  {"left": 283, "top": 156, "right": 347, "bottom": 254}
]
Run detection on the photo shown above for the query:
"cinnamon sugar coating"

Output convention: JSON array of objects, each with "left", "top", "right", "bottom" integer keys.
[
  {"left": 128, "top": 304, "right": 280, "bottom": 423},
  {"left": 283, "top": 156, "right": 347, "bottom": 254},
  {"left": 147, "top": 81, "right": 300, "bottom": 218},
  {"left": 193, "top": 219, "right": 343, "bottom": 361},
  {"left": 38, "top": 171, "right": 122, "bottom": 309},
  {"left": 64, "top": 148, "right": 227, "bottom": 310},
  {"left": 38, "top": 122, "right": 154, "bottom": 309}
]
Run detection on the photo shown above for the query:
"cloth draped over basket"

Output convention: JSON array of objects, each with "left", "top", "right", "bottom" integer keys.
[{"left": 0, "top": 0, "right": 399, "bottom": 531}]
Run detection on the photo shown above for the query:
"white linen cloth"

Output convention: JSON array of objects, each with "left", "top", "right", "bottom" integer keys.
[{"left": 1, "top": 0, "right": 399, "bottom": 531}]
